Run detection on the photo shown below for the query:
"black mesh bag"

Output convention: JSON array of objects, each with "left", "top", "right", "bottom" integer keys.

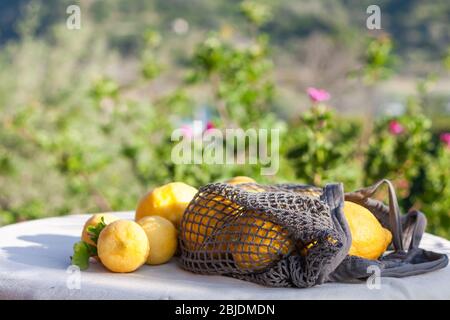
[{"left": 179, "top": 180, "right": 448, "bottom": 288}]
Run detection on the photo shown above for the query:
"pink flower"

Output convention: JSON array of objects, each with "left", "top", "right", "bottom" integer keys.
[
  {"left": 180, "top": 121, "right": 216, "bottom": 138},
  {"left": 205, "top": 121, "right": 215, "bottom": 132},
  {"left": 440, "top": 132, "right": 450, "bottom": 148},
  {"left": 307, "top": 87, "right": 330, "bottom": 103},
  {"left": 389, "top": 120, "right": 404, "bottom": 135},
  {"left": 180, "top": 124, "right": 193, "bottom": 138}
]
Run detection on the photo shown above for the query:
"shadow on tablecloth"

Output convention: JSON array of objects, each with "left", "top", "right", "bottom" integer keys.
[{"left": 2, "top": 234, "right": 78, "bottom": 270}]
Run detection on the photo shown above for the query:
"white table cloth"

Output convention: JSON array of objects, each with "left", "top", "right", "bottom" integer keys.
[{"left": 0, "top": 211, "right": 449, "bottom": 300}]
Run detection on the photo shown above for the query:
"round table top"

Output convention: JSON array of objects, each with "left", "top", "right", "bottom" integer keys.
[{"left": 0, "top": 212, "right": 449, "bottom": 300}]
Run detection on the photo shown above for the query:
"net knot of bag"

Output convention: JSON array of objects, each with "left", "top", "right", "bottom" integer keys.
[{"left": 179, "top": 180, "right": 448, "bottom": 288}]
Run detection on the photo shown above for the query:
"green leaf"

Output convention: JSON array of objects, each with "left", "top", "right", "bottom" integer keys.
[
  {"left": 86, "top": 216, "right": 107, "bottom": 245},
  {"left": 71, "top": 241, "right": 91, "bottom": 270},
  {"left": 70, "top": 218, "right": 107, "bottom": 270}
]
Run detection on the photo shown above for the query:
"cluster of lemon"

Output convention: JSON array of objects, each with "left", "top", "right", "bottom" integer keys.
[
  {"left": 181, "top": 176, "right": 392, "bottom": 271},
  {"left": 77, "top": 182, "right": 198, "bottom": 273},
  {"left": 74, "top": 176, "right": 393, "bottom": 273},
  {"left": 181, "top": 176, "right": 293, "bottom": 271}
]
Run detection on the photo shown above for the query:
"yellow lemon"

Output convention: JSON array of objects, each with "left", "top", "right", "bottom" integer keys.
[
  {"left": 138, "top": 216, "right": 178, "bottom": 265},
  {"left": 81, "top": 213, "right": 119, "bottom": 246},
  {"left": 225, "top": 176, "right": 256, "bottom": 185},
  {"left": 343, "top": 201, "right": 392, "bottom": 260},
  {"left": 226, "top": 176, "right": 267, "bottom": 193},
  {"left": 97, "top": 220, "right": 149, "bottom": 273},
  {"left": 135, "top": 182, "right": 198, "bottom": 227},
  {"left": 230, "top": 213, "right": 293, "bottom": 271},
  {"left": 181, "top": 194, "right": 240, "bottom": 250}
]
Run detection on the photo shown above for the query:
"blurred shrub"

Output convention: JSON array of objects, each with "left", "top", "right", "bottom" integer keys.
[
  {"left": 364, "top": 102, "right": 432, "bottom": 194},
  {"left": 349, "top": 35, "right": 397, "bottom": 85},
  {"left": 286, "top": 103, "right": 362, "bottom": 189},
  {"left": 187, "top": 32, "right": 274, "bottom": 127},
  {"left": 0, "top": 1, "right": 448, "bottom": 239},
  {"left": 364, "top": 82, "right": 450, "bottom": 237},
  {"left": 240, "top": 1, "right": 272, "bottom": 27},
  {"left": 414, "top": 146, "right": 450, "bottom": 237}
]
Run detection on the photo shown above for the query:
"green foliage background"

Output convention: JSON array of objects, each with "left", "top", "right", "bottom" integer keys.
[{"left": 0, "top": 0, "right": 449, "bottom": 238}]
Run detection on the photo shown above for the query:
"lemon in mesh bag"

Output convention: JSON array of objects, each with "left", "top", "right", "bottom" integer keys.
[
  {"left": 228, "top": 212, "right": 294, "bottom": 271},
  {"left": 182, "top": 178, "right": 268, "bottom": 251},
  {"left": 181, "top": 193, "right": 241, "bottom": 250},
  {"left": 225, "top": 176, "right": 267, "bottom": 193},
  {"left": 225, "top": 176, "right": 256, "bottom": 185}
]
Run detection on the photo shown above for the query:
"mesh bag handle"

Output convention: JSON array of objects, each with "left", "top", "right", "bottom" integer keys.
[
  {"left": 400, "top": 209, "right": 426, "bottom": 251},
  {"left": 328, "top": 179, "right": 448, "bottom": 282}
]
